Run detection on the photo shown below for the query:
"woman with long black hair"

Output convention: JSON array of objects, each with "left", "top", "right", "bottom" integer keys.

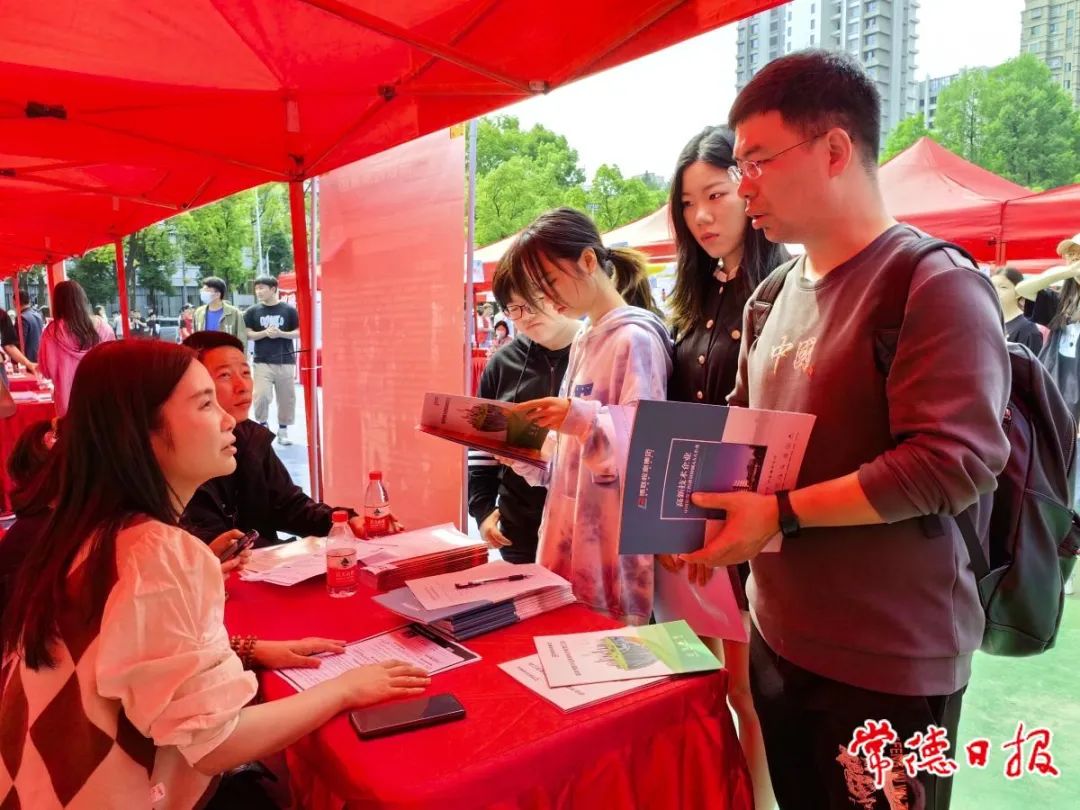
[
  {"left": 37, "top": 279, "right": 115, "bottom": 416},
  {"left": 0, "top": 341, "right": 429, "bottom": 808},
  {"left": 660, "top": 125, "right": 789, "bottom": 810}
]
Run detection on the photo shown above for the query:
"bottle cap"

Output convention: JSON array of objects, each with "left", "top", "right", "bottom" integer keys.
[
  {"left": 332, "top": 509, "right": 349, "bottom": 522},
  {"left": 369, "top": 471, "right": 382, "bottom": 480}
]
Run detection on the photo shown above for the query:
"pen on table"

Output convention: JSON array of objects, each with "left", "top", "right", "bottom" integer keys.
[{"left": 454, "top": 574, "right": 531, "bottom": 589}]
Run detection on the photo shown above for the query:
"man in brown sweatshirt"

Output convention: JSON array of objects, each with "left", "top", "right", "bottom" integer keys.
[{"left": 683, "top": 51, "right": 1010, "bottom": 809}]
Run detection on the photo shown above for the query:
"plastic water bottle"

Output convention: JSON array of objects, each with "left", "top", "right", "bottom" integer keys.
[
  {"left": 364, "top": 471, "right": 392, "bottom": 537},
  {"left": 325, "top": 510, "right": 358, "bottom": 598}
]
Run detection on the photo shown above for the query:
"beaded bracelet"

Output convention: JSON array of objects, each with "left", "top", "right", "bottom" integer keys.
[{"left": 230, "top": 634, "right": 258, "bottom": 669}]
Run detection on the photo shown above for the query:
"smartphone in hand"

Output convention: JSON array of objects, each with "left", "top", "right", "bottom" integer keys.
[{"left": 220, "top": 530, "right": 258, "bottom": 562}]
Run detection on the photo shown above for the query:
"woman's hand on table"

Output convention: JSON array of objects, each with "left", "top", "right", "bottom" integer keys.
[
  {"left": 349, "top": 514, "right": 406, "bottom": 539},
  {"left": 253, "top": 638, "right": 347, "bottom": 670},
  {"left": 334, "top": 660, "right": 431, "bottom": 709}
]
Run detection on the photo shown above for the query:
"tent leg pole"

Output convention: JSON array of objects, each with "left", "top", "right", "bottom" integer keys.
[
  {"left": 289, "top": 180, "right": 321, "bottom": 501},
  {"left": 114, "top": 239, "right": 131, "bottom": 338}
]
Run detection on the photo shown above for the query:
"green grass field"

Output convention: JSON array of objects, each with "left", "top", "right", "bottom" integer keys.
[{"left": 949, "top": 593, "right": 1078, "bottom": 807}]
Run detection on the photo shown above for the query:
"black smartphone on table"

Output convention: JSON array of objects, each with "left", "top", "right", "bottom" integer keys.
[
  {"left": 349, "top": 693, "right": 465, "bottom": 740},
  {"left": 220, "top": 530, "right": 258, "bottom": 562}
]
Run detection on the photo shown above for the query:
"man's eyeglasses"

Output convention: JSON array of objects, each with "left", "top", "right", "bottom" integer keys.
[
  {"left": 728, "top": 132, "right": 827, "bottom": 184},
  {"left": 504, "top": 298, "right": 544, "bottom": 321}
]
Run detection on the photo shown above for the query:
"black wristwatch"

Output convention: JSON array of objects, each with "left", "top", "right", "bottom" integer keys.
[{"left": 776, "top": 490, "right": 800, "bottom": 538}]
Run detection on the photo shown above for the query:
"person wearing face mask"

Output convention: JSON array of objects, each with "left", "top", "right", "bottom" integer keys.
[
  {"left": 467, "top": 274, "right": 580, "bottom": 564},
  {"left": 243, "top": 275, "right": 300, "bottom": 447},
  {"left": 194, "top": 276, "right": 247, "bottom": 342}
]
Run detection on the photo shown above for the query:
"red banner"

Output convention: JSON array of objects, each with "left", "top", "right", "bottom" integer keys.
[{"left": 319, "top": 130, "right": 466, "bottom": 527}]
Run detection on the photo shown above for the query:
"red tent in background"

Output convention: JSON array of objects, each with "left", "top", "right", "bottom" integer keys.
[
  {"left": 474, "top": 204, "right": 677, "bottom": 278},
  {"left": 474, "top": 230, "right": 522, "bottom": 284},
  {"left": 880, "top": 137, "right": 1029, "bottom": 262},
  {"left": 1000, "top": 184, "right": 1080, "bottom": 265},
  {"left": 602, "top": 204, "right": 676, "bottom": 262}
]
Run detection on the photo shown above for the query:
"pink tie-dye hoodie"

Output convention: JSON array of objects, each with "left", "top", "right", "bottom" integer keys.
[{"left": 516, "top": 305, "right": 673, "bottom": 625}]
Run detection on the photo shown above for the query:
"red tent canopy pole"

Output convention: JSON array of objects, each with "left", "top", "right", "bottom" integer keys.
[
  {"left": 113, "top": 239, "right": 131, "bottom": 338},
  {"left": 288, "top": 180, "right": 321, "bottom": 499},
  {"left": 12, "top": 275, "right": 24, "bottom": 358},
  {"left": 46, "top": 261, "right": 65, "bottom": 305}
]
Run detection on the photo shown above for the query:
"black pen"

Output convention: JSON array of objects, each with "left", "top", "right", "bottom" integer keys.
[{"left": 454, "top": 573, "right": 531, "bottom": 589}]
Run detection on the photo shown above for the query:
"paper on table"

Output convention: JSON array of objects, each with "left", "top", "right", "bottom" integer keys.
[
  {"left": 276, "top": 624, "right": 480, "bottom": 692},
  {"left": 652, "top": 563, "right": 748, "bottom": 643},
  {"left": 406, "top": 561, "right": 571, "bottom": 611},
  {"left": 241, "top": 554, "right": 326, "bottom": 586},
  {"left": 534, "top": 620, "right": 721, "bottom": 688},
  {"left": 241, "top": 535, "right": 391, "bottom": 586},
  {"left": 243, "top": 536, "right": 322, "bottom": 575},
  {"left": 499, "top": 655, "right": 667, "bottom": 712},
  {"left": 360, "top": 523, "right": 474, "bottom": 560}
]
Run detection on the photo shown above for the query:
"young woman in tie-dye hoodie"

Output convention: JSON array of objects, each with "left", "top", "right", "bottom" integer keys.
[{"left": 495, "top": 208, "right": 673, "bottom": 625}]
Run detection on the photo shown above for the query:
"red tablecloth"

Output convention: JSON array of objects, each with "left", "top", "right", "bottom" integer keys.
[
  {"left": 471, "top": 355, "right": 487, "bottom": 396},
  {"left": 0, "top": 397, "right": 55, "bottom": 513},
  {"left": 225, "top": 578, "right": 752, "bottom": 810},
  {"left": 4, "top": 375, "right": 39, "bottom": 393}
]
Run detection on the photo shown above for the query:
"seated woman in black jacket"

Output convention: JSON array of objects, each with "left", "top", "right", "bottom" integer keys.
[{"left": 180, "top": 332, "right": 366, "bottom": 545}]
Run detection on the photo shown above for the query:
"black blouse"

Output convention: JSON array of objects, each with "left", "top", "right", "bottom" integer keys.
[{"left": 669, "top": 275, "right": 749, "bottom": 406}]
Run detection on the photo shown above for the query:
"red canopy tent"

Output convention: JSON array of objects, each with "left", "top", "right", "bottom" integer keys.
[
  {"left": 1000, "top": 183, "right": 1080, "bottom": 266},
  {"left": 879, "top": 137, "right": 1029, "bottom": 263},
  {"left": 602, "top": 203, "right": 676, "bottom": 262},
  {"left": 0, "top": 0, "right": 784, "bottom": 485},
  {"left": 0, "top": 0, "right": 781, "bottom": 276}
]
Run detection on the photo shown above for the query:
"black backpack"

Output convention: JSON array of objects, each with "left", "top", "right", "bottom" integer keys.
[{"left": 749, "top": 233, "right": 1080, "bottom": 657}]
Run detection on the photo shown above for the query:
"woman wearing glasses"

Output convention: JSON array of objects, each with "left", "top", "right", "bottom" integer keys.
[
  {"left": 467, "top": 286, "right": 580, "bottom": 564},
  {"left": 498, "top": 207, "right": 672, "bottom": 625},
  {"left": 660, "top": 125, "right": 788, "bottom": 810}
]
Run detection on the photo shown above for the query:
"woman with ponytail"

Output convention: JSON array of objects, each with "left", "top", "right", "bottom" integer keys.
[{"left": 496, "top": 207, "right": 672, "bottom": 624}]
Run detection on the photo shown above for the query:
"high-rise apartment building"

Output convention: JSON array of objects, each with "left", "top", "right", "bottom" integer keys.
[
  {"left": 916, "top": 72, "right": 962, "bottom": 129},
  {"left": 1021, "top": 0, "right": 1080, "bottom": 106},
  {"left": 735, "top": 0, "right": 920, "bottom": 146}
]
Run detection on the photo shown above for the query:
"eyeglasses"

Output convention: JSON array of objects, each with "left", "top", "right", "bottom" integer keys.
[
  {"left": 728, "top": 133, "right": 827, "bottom": 184},
  {"left": 503, "top": 298, "right": 544, "bottom": 321}
]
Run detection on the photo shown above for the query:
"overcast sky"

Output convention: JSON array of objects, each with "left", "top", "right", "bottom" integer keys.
[{"left": 496, "top": 0, "right": 1026, "bottom": 178}]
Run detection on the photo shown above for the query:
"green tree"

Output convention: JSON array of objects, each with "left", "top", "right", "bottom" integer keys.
[
  {"left": 251, "top": 184, "right": 294, "bottom": 276},
  {"left": 476, "top": 116, "right": 585, "bottom": 187},
  {"left": 585, "top": 164, "right": 667, "bottom": 232},
  {"left": 124, "top": 224, "right": 177, "bottom": 310},
  {"left": 881, "top": 114, "right": 929, "bottom": 163},
  {"left": 934, "top": 68, "right": 987, "bottom": 165},
  {"left": 934, "top": 56, "right": 1080, "bottom": 189},
  {"left": 474, "top": 156, "right": 576, "bottom": 245},
  {"left": 473, "top": 116, "right": 667, "bottom": 245},
  {"left": 69, "top": 246, "right": 118, "bottom": 307},
  {"left": 178, "top": 194, "right": 254, "bottom": 294}
]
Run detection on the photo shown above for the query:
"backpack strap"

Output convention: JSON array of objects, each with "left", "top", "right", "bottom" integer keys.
[
  {"left": 955, "top": 511, "right": 991, "bottom": 580},
  {"left": 748, "top": 256, "right": 800, "bottom": 342},
  {"left": 871, "top": 231, "right": 984, "bottom": 375}
]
